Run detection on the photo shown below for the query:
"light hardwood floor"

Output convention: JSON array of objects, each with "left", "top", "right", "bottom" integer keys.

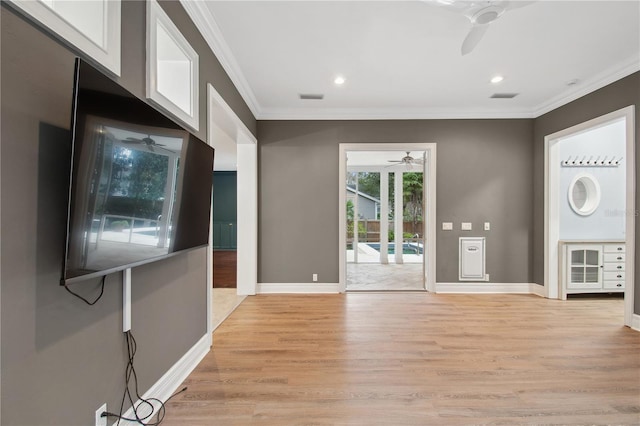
[{"left": 162, "top": 293, "right": 639, "bottom": 425}]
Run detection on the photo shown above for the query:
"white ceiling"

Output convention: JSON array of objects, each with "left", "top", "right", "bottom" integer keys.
[{"left": 185, "top": 0, "right": 639, "bottom": 121}]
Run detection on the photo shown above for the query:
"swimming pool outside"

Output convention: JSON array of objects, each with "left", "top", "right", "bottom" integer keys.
[{"left": 366, "top": 242, "right": 423, "bottom": 255}]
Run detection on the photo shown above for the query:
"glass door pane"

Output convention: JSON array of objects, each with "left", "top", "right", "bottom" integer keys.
[
  {"left": 571, "top": 266, "right": 585, "bottom": 283},
  {"left": 571, "top": 250, "right": 585, "bottom": 265},
  {"left": 585, "top": 267, "right": 599, "bottom": 283}
]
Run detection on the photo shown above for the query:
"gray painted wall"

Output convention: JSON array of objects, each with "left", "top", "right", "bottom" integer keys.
[
  {"left": 258, "top": 119, "right": 534, "bottom": 284},
  {"left": 0, "top": 1, "right": 255, "bottom": 424},
  {"left": 533, "top": 72, "right": 640, "bottom": 315}
]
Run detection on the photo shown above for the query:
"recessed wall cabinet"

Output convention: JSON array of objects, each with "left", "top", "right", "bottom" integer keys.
[{"left": 560, "top": 242, "right": 625, "bottom": 299}]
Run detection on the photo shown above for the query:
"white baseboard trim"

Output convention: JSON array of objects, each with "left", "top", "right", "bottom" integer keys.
[
  {"left": 114, "top": 333, "right": 211, "bottom": 425},
  {"left": 529, "top": 283, "right": 546, "bottom": 297},
  {"left": 632, "top": 314, "right": 640, "bottom": 332},
  {"left": 257, "top": 283, "right": 340, "bottom": 294},
  {"left": 436, "top": 282, "right": 544, "bottom": 295}
]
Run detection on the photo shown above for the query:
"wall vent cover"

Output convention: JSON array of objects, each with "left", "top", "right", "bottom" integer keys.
[
  {"left": 490, "top": 93, "right": 519, "bottom": 99},
  {"left": 299, "top": 93, "right": 324, "bottom": 100}
]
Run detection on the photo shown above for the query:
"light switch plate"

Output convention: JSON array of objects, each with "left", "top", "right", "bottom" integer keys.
[
  {"left": 461, "top": 222, "right": 472, "bottom": 231},
  {"left": 442, "top": 222, "right": 453, "bottom": 231},
  {"left": 484, "top": 222, "right": 490, "bottom": 231}
]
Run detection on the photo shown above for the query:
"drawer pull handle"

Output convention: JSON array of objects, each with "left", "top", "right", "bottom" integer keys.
[
  {"left": 618, "top": 247, "right": 623, "bottom": 251},
  {"left": 617, "top": 275, "right": 622, "bottom": 278},
  {"left": 617, "top": 265, "right": 622, "bottom": 269},
  {"left": 617, "top": 284, "right": 622, "bottom": 287},
  {"left": 617, "top": 257, "right": 623, "bottom": 260}
]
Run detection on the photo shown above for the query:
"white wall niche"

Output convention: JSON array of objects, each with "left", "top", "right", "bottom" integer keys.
[
  {"left": 7, "top": 0, "right": 121, "bottom": 75},
  {"left": 146, "top": 0, "right": 199, "bottom": 131},
  {"left": 558, "top": 118, "right": 626, "bottom": 240}
]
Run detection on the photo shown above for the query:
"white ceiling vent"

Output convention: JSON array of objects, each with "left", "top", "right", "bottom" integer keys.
[
  {"left": 299, "top": 93, "right": 324, "bottom": 100},
  {"left": 490, "top": 93, "right": 519, "bottom": 99}
]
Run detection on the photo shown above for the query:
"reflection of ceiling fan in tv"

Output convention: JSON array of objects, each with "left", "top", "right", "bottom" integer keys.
[
  {"left": 430, "top": 0, "right": 535, "bottom": 55},
  {"left": 387, "top": 152, "right": 424, "bottom": 169},
  {"left": 123, "top": 135, "right": 171, "bottom": 153}
]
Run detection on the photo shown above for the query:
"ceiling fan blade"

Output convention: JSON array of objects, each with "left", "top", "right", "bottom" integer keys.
[
  {"left": 387, "top": 160, "right": 403, "bottom": 163},
  {"left": 123, "top": 137, "right": 143, "bottom": 144},
  {"left": 461, "top": 23, "right": 488, "bottom": 55}
]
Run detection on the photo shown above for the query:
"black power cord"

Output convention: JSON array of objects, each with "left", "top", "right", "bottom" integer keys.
[
  {"left": 64, "top": 275, "right": 106, "bottom": 305},
  {"left": 102, "top": 330, "right": 187, "bottom": 425}
]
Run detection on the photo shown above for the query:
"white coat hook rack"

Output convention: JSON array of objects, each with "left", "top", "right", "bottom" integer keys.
[{"left": 561, "top": 155, "right": 622, "bottom": 167}]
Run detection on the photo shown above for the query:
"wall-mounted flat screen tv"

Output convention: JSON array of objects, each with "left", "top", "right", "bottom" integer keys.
[{"left": 62, "top": 58, "right": 214, "bottom": 284}]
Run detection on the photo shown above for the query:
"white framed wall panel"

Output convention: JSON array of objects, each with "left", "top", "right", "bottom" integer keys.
[
  {"left": 7, "top": 0, "right": 121, "bottom": 75},
  {"left": 147, "top": 0, "right": 199, "bottom": 131}
]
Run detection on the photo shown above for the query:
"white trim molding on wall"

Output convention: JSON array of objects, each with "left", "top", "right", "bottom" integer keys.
[
  {"left": 207, "top": 83, "right": 258, "bottom": 299},
  {"left": 338, "top": 143, "right": 437, "bottom": 294},
  {"left": 147, "top": 0, "right": 199, "bottom": 131},
  {"left": 7, "top": 0, "right": 121, "bottom": 76},
  {"left": 436, "top": 283, "right": 545, "bottom": 297},
  {"left": 118, "top": 333, "right": 211, "bottom": 425},
  {"left": 544, "top": 105, "right": 635, "bottom": 328},
  {"left": 257, "top": 283, "right": 340, "bottom": 294},
  {"left": 257, "top": 283, "right": 546, "bottom": 296}
]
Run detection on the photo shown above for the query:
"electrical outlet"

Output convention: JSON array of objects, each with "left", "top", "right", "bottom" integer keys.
[
  {"left": 312, "top": 273, "right": 318, "bottom": 282},
  {"left": 442, "top": 222, "right": 453, "bottom": 231},
  {"left": 485, "top": 273, "right": 490, "bottom": 281},
  {"left": 461, "top": 222, "right": 472, "bottom": 231},
  {"left": 95, "top": 403, "right": 107, "bottom": 426}
]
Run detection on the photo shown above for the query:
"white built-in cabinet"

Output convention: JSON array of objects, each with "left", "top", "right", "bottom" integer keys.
[{"left": 560, "top": 241, "right": 625, "bottom": 299}]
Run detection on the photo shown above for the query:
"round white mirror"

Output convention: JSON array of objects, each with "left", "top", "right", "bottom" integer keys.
[{"left": 568, "top": 173, "right": 601, "bottom": 216}]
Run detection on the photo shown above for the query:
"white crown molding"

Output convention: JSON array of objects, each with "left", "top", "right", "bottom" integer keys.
[
  {"left": 180, "top": 0, "right": 262, "bottom": 118},
  {"left": 257, "top": 108, "right": 537, "bottom": 121},
  {"left": 532, "top": 55, "right": 640, "bottom": 118},
  {"left": 180, "top": 0, "right": 638, "bottom": 121}
]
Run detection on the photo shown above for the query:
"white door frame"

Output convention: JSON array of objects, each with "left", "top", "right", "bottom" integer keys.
[
  {"left": 206, "top": 84, "right": 258, "bottom": 336},
  {"left": 338, "top": 143, "right": 437, "bottom": 293},
  {"left": 544, "top": 106, "right": 635, "bottom": 326}
]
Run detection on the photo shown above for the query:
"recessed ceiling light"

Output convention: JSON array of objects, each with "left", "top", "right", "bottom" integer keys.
[
  {"left": 334, "top": 76, "right": 346, "bottom": 85},
  {"left": 490, "top": 75, "right": 504, "bottom": 84}
]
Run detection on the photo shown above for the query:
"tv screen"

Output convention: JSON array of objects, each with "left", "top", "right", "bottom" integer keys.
[{"left": 62, "top": 58, "right": 214, "bottom": 284}]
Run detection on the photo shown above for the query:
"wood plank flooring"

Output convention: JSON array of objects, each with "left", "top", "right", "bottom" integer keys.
[
  {"left": 161, "top": 293, "right": 640, "bottom": 425},
  {"left": 213, "top": 250, "right": 237, "bottom": 288}
]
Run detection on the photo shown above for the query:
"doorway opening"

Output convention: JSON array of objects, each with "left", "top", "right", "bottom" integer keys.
[
  {"left": 338, "top": 143, "right": 437, "bottom": 293},
  {"left": 207, "top": 84, "right": 257, "bottom": 334},
  {"left": 544, "top": 106, "right": 635, "bottom": 327}
]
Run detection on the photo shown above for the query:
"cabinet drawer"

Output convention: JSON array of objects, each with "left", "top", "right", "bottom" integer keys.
[
  {"left": 603, "top": 280, "right": 625, "bottom": 290},
  {"left": 604, "top": 244, "right": 625, "bottom": 253},
  {"left": 604, "top": 271, "right": 625, "bottom": 280},
  {"left": 603, "top": 252, "right": 625, "bottom": 263},
  {"left": 604, "top": 263, "right": 625, "bottom": 272}
]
